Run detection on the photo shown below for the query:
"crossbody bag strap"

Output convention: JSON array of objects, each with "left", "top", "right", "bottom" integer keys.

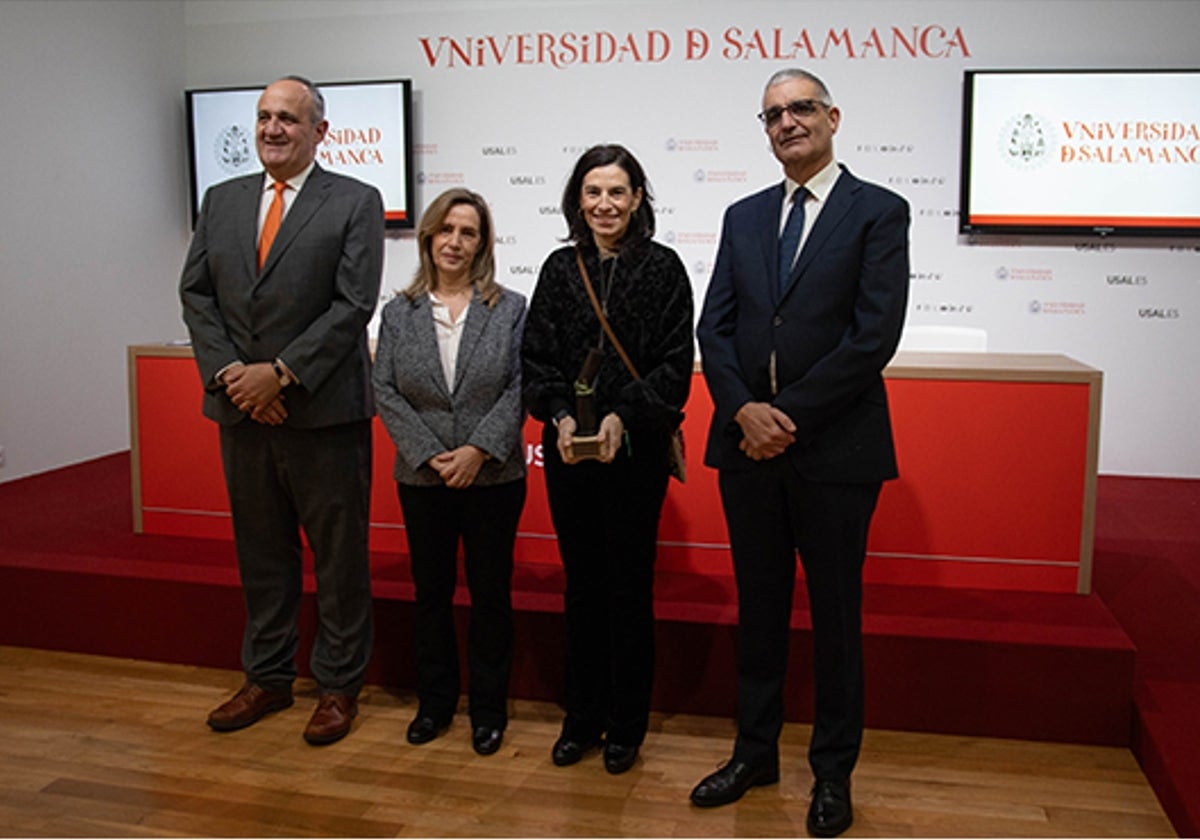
[{"left": 575, "top": 247, "right": 641, "bottom": 380}]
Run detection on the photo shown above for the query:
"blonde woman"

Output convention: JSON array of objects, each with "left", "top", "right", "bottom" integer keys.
[{"left": 373, "top": 188, "right": 527, "bottom": 756}]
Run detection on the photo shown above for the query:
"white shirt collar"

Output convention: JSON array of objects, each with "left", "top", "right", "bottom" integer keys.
[
  {"left": 263, "top": 161, "right": 316, "bottom": 194},
  {"left": 784, "top": 158, "right": 841, "bottom": 204}
]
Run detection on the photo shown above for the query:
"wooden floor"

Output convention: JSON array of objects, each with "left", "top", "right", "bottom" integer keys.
[{"left": 0, "top": 646, "right": 1173, "bottom": 838}]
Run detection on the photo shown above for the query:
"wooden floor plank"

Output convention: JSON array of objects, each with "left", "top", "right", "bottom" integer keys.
[{"left": 0, "top": 646, "right": 1174, "bottom": 838}]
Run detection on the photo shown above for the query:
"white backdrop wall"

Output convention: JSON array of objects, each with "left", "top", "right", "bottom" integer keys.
[
  {"left": 0, "top": 0, "right": 187, "bottom": 483},
  {"left": 1, "top": 0, "right": 1198, "bottom": 483},
  {"left": 182, "top": 0, "right": 1200, "bottom": 478}
]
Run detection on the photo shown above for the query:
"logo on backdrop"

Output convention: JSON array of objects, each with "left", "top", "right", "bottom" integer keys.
[
  {"left": 914, "top": 302, "right": 975, "bottom": 314},
  {"left": 664, "top": 230, "right": 718, "bottom": 246},
  {"left": 525, "top": 442, "right": 545, "bottom": 469},
  {"left": 417, "top": 171, "right": 467, "bottom": 186},
  {"left": 1107, "top": 274, "right": 1149, "bottom": 287},
  {"left": 666, "top": 138, "right": 720, "bottom": 153},
  {"left": 916, "top": 206, "right": 958, "bottom": 219},
  {"left": 996, "top": 266, "right": 1054, "bottom": 282},
  {"left": 1138, "top": 306, "right": 1181, "bottom": 320},
  {"left": 999, "top": 113, "right": 1053, "bottom": 169},
  {"left": 693, "top": 169, "right": 748, "bottom": 184},
  {"left": 214, "top": 125, "right": 255, "bottom": 175},
  {"left": 888, "top": 175, "right": 946, "bottom": 187},
  {"left": 857, "top": 144, "right": 916, "bottom": 155},
  {"left": 1028, "top": 300, "right": 1086, "bottom": 315}
]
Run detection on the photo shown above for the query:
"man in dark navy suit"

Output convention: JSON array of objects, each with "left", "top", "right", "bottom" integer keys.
[{"left": 691, "top": 69, "right": 910, "bottom": 837}]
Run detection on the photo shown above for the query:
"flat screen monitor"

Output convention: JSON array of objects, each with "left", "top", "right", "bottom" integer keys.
[
  {"left": 185, "top": 78, "right": 414, "bottom": 229},
  {"left": 959, "top": 69, "right": 1200, "bottom": 237}
]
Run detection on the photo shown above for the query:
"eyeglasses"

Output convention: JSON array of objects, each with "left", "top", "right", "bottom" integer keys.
[{"left": 757, "top": 99, "right": 829, "bottom": 128}]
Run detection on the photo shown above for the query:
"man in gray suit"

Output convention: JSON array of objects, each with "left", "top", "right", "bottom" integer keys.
[{"left": 180, "top": 75, "right": 384, "bottom": 745}]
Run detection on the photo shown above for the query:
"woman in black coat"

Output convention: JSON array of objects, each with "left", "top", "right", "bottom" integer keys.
[{"left": 522, "top": 144, "right": 693, "bottom": 774}]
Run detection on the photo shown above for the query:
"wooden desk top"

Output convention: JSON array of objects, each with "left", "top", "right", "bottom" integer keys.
[{"left": 885, "top": 351, "right": 1102, "bottom": 384}]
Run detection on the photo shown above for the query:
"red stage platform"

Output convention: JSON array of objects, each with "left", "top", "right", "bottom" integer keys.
[{"left": 0, "top": 453, "right": 1133, "bottom": 748}]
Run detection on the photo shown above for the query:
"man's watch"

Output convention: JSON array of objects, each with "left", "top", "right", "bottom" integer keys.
[{"left": 271, "top": 360, "right": 293, "bottom": 387}]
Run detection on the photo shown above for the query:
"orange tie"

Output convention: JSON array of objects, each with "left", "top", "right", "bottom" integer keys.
[{"left": 257, "top": 181, "right": 287, "bottom": 270}]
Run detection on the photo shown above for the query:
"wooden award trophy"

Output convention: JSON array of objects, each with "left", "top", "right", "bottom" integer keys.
[{"left": 571, "top": 348, "right": 605, "bottom": 460}]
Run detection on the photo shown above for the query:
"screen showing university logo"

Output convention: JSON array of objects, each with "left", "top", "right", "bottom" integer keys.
[
  {"left": 959, "top": 69, "right": 1200, "bottom": 236},
  {"left": 185, "top": 78, "right": 415, "bottom": 229}
]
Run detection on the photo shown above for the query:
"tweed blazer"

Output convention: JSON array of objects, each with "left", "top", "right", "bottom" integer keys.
[{"left": 373, "top": 287, "right": 528, "bottom": 486}]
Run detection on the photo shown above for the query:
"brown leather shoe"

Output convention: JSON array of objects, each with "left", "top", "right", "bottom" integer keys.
[
  {"left": 207, "top": 682, "right": 293, "bottom": 732},
  {"left": 303, "top": 693, "right": 358, "bottom": 745}
]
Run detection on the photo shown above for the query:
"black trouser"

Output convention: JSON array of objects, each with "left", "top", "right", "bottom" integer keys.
[
  {"left": 397, "top": 478, "right": 526, "bottom": 730},
  {"left": 219, "top": 419, "right": 374, "bottom": 695},
  {"left": 719, "top": 459, "right": 880, "bottom": 781},
  {"left": 542, "top": 423, "right": 670, "bottom": 747}
]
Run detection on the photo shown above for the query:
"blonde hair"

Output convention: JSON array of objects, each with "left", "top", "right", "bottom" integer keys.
[{"left": 404, "top": 188, "right": 502, "bottom": 308}]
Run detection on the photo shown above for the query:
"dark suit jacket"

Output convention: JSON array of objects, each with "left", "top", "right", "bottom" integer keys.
[
  {"left": 697, "top": 165, "right": 910, "bottom": 483},
  {"left": 372, "top": 288, "right": 528, "bottom": 487},
  {"left": 180, "top": 164, "right": 385, "bottom": 428}
]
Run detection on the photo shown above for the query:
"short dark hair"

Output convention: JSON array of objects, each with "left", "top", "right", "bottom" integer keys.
[{"left": 560, "top": 143, "right": 655, "bottom": 250}]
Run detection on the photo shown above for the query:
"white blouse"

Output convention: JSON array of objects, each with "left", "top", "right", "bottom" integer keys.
[{"left": 429, "top": 293, "right": 468, "bottom": 392}]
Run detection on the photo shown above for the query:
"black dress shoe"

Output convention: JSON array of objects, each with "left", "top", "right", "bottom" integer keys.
[
  {"left": 807, "top": 779, "right": 853, "bottom": 838},
  {"left": 690, "top": 759, "right": 780, "bottom": 807},
  {"left": 551, "top": 734, "right": 602, "bottom": 766},
  {"left": 603, "top": 743, "right": 639, "bottom": 775},
  {"left": 472, "top": 725, "right": 504, "bottom": 756},
  {"left": 406, "top": 715, "right": 449, "bottom": 745}
]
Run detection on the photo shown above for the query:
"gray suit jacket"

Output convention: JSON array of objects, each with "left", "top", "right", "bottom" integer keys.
[
  {"left": 180, "top": 164, "right": 385, "bottom": 428},
  {"left": 372, "top": 287, "right": 528, "bottom": 486}
]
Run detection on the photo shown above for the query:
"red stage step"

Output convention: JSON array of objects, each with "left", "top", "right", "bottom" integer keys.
[
  {"left": 0, "top": 453, "right": 1134, "bottom": 748},
  {"left": 2, "top": 453, "right": 1132, "bottom": 748}
]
